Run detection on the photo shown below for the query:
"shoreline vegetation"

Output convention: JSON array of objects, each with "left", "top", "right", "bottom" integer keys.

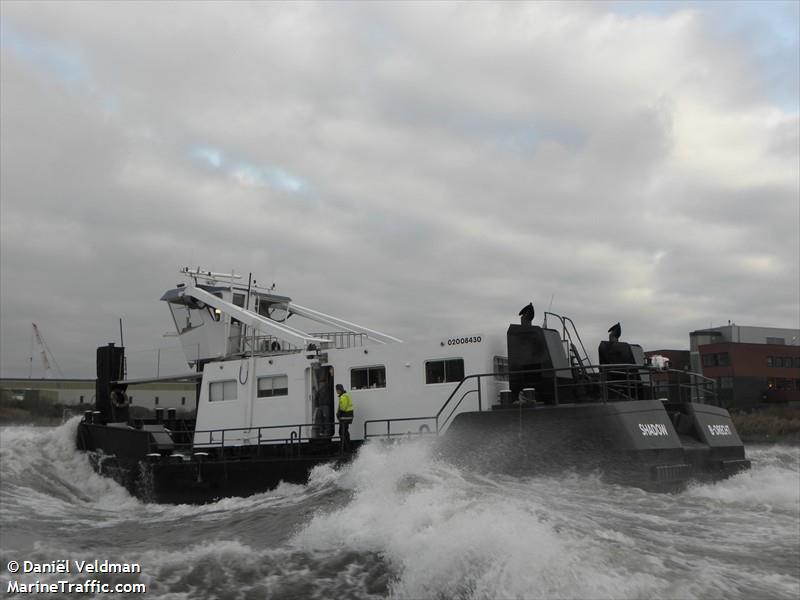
[{"left": 730, "top": 407, "right": 800, "bottom": 445}]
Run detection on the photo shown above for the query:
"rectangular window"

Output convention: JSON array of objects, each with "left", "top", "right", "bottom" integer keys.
[
  {"left": 767, "top": 356, "right": 774, "bottom": 367},
  {"left": 79, "top": 395, "right": 84, "bottom": 404},
  {"left": 795, "top": 358, "right": 800, "bottom": 369},
  {"left": 766, "top": 337, "right": 785, "bottom": 345},
  {"left": 718, "top": 376, "right": 733, "bottom": 389},
  {"left": 181, "top": 396, "right": 186, "bottom": 406},
  {"left": 155, "top": 396, "right": 159, "bottom": 405},
  {"left": 493, "top": 356, "right": 509, "bottom": 381},
  {"left": 350, "top": 366, "right": 386, "bottom": 390},
  {"left": 129, "top": 396, "right": 133, "bottom": 404},
  {"left": 425, "top": 358, "right": 465, "bottom": 384},
  {"left": 209, "top": 380, "right": 237, "bottom": 402},
  {"left": 716, "top": 352, "right": 730, "bottom": 366},
  {"left": 257, "top": 375, "right": 288, "bottom": 398},
  {"left": 702, "top": 354, "right": 717, "bottom": 367}
]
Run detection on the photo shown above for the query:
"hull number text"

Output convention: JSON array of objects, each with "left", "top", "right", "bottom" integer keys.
[
  {"left": 639, "top": 423, "right": 669, "bottom": 437},
  {"left": 447, "top": 336, "right": 482, "bottom": 346},
  {"left": 707, "top": 424, "right": 732, "bottom": 436}
]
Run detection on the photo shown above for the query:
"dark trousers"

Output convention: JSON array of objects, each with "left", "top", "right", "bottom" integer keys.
[{"left": 338, "top": 412, "right": 353, "bottom": 448}]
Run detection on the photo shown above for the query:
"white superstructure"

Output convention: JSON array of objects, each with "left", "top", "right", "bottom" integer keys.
[{"left": 162, "top": 268, "right": 507, "bottom": 446}]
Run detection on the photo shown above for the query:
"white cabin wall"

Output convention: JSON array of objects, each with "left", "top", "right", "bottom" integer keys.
[
  {"left": 193, "top": 332, "right": 509, "bottom": 446},
  {"left": 248, "top": 354, "right": 311, "bottom": 442},
  {"left": 328, "top": 333, "right": 507, "bottom": 439}
]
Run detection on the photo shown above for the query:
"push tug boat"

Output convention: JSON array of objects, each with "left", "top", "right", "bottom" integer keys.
[{"left": 77, "top": 268, "right": 750, "bottom": 503}]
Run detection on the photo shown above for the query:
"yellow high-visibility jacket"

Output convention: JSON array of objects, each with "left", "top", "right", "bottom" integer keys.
[{"left": 338, "top": 392, "right": 353, "bottom": 414}]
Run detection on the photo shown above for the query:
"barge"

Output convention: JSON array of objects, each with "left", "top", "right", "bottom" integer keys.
[{"left": 76, "top": 267, "right": 750, "bottom": 503}]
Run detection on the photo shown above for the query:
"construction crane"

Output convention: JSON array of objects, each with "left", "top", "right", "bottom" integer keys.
[{"left": 29, "top": 323, "right": 64, "bottom": 379}]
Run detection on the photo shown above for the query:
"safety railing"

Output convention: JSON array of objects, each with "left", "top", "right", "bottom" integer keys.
[
  {"left": 145, "top": 420, "right": 343, "bottom": 457},
  {"left": 229, "top": 331, "right": 367, "bottom": 356},
  {"left": 362, "top": 416, "right": 438, "bottom": 440},
  {"left": 364, "top": 363, "right": 719, "bottom": 440}
]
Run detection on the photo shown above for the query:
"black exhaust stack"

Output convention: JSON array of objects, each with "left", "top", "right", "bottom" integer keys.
[
  {"left": 506, "top": 303, "right": 572, "bottom": 405},
  {"left": 96, "top": 343, "right": 125, "bottom": 424}
]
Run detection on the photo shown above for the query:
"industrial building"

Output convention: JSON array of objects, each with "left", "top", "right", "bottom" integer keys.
[
  {"left": 689, "top": 325, "right": 800, "bottom": 409},
  {"left": 0, "top": 378, "right": 197, "bottom": 417}
]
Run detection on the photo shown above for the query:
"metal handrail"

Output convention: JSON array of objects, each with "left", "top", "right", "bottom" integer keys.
[
  {"left": 147, "top": 420, "right": 340, "bottom": 454},
  {"left": 363, "top": 416, "right": 438, "bottom": 439},
  {"left": 147, "top": 363, "right": 719, "bottom": 451},
  {"left": 369, "top": 363, "right": 720, "bottom": 439}
]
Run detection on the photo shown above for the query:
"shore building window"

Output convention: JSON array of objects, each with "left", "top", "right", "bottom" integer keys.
[
  {"left": 425, "top": 359, "right": 465, "bottom": 384},
  {"left": 209, "top": 380, "right": 237, "bottom": 402},
  {"left": 717, "top": 377, "right": 733, "bottom": 389},
  {"left": 351, "top": 366, "right": 386, "bottom": 390},
  {"left": 257, "top": 375, "right": 288, "bottom": 398}
]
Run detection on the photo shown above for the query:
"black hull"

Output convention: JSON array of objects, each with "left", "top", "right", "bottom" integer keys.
[
  {"left": 78, "top": 422, "right": 359, "bottom": 503},
  {"left": 440, "top": 400, "right": 750, "bottom": 490},
  {"left": 77, "top": 398, "right": 750, "bottom": 502}
]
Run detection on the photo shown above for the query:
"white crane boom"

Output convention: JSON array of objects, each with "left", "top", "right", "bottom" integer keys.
[{"left": 31, "top": 323, "right": 64, "bottom": 379}]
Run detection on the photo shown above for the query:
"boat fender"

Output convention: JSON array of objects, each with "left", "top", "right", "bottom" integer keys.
[{"left": 110, "top": 390, "right": 130, "bottom": 408}]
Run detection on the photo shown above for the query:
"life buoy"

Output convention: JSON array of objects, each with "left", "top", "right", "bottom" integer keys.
[{"left": 111, "top": 390, "right": 129, "bottom": 408}]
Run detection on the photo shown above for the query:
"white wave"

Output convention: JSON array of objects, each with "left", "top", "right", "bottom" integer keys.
[
  {"left": 0, "top": 418, "right": 139, "bottom": 516},
  {"left": 0, "top": 420, "right": 327, "bottom": 529},
  {"left": 292, "top": 441, "right": 670, "bottom": 599},
  {"left": 685, "top": 445, "right": 800, "bottom": 513},
  {"left": 288, "top": 439, "right": 800, "bottom": 600}
]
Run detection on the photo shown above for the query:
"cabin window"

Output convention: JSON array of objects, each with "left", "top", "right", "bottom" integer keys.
[
  {"left": 425, "top": 359, "right": 464, "bottom": 384},
  {"left": 181, "top": 396, "right": 186, "bottom": 406},
  {"left": 209, "top": 380, "right": 237, "bottom": 402},
  {"left": 257, "top": 375, "right": 289, "bottom": 398},
  {"left": 155, "top": 396, "right": 159, "bottom": 405},
  {"left": 350, "top": 366, "right": 386, "bottom": 390},
  {"left": 233, "top": 293, "right": 246, "bottom": 308},
  {"left": 493, "top": 356, "right": 509, "bottom": 381},
  {"left": 79, "top": 395, "right": 84, "bottom": 404},
  {"left": 169, "top": 303, "right": 205, "bottom": 333}
]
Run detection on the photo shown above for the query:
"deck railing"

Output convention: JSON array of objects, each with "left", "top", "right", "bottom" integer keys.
[{"left": 364, "top": 363, "right": 718, "bottom": 440}]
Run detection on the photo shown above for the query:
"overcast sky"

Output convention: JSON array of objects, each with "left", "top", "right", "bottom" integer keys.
[{"left": 1, "top": 1, "right": 798, "bottom": 379}]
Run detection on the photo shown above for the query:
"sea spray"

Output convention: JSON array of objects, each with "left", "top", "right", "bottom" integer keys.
[{"left": 1, "top": 425, "right": 798, "bottom": 599}]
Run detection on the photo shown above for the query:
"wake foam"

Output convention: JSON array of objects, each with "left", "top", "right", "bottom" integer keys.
[{"left": 292, "top": 440, "right": 675, "bottom": 599}]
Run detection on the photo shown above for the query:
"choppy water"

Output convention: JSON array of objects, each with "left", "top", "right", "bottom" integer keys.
[{"left": 0, "top": 418, "right": 798, "bottom": 599}]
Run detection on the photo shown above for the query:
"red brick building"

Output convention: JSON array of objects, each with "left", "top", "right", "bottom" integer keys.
[{"left": 690, "top": 325, "right": 800, "bottom": 409}]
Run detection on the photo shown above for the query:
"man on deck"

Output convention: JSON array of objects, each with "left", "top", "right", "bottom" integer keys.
[{"left": 335, "top": 384, "right": 354, "bottom": 450}]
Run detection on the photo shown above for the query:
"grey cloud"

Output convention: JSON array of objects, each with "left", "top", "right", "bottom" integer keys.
[{"left": 1, "top": 2, "right": 798, "bottom": 378}]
